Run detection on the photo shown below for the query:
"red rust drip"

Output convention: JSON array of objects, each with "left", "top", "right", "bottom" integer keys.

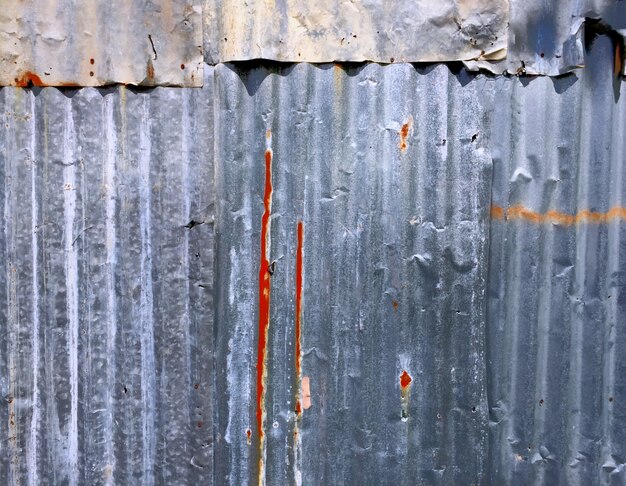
[
  {"left": 256, "top": 143, "right": 273, "bottom": 480},
  {"left": 294, "top": 221, "right": 304, "bottom": 415},
  {"left": 400, "top": 370, "right": 412, "bottom": 389}
]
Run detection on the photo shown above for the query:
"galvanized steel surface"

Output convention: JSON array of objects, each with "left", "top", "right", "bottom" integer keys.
[
  {"left": 213, "top": 62, "right": 493, "bottom": 485},
  {"left": 0, "top": 0, "right": 203, "bottom": 87},
  {"left": 0, "top": 34, "right": 624, "bottom": 486},
  {"left": 487, "top": 35, "right": 626, "bottom": 485},
  {"left": 0, "top": 70, "right": 214, "bottom": 484},
  {"left": 203, "top": 0, "right": 508, "bottom": 63}
]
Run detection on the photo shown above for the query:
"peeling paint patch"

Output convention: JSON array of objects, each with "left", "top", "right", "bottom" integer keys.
[{"left": 301, "top": 377, "right": 311, "bottom": 410}]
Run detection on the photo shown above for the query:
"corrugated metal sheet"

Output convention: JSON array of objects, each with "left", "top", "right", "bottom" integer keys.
[
  {"left": 0, "top": 32, "right": 624, "bottom": 486},
  {"left": 0, "top": 0, "right": 203, "bottom": 87},
  {"left": 0, "top": 68, "right": 214, "bottom": 484},
  {"left": 213, "top": 62, "right": 493, "bottom": 485},
  {"left": 465, "top": 0, "right": 626, "bottom": 75},
  {"left": 203, "top": 0, "right": 508, "bottom": 63},
  {"left": 487, "top": 35, "right": 626, "bottom": 485}
]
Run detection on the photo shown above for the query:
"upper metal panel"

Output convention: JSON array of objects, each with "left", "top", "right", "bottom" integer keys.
[
  {"left": 0, "top": 0, "right": 203, "bottom": 87},
  {"left": 204, "top": 0, "right": 508, "bottom": 63}
]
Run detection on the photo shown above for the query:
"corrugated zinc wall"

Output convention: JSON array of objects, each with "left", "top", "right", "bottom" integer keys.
[{"left": 0, "top": 28, "right": 624, "bottom": 486}]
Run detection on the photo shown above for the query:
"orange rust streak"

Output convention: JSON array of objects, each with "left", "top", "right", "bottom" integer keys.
[
  {"left": 294, "top": 220, "right": 304, "bottom": 416},
  {"left": 400, "top": 370, "right": 412, "bottom": 389},
  {"left": 491, "top": 204, "right": 626, "bottom": 225},
  {"left": 256, "top": 148, "right": 273, "bottom": 464}
]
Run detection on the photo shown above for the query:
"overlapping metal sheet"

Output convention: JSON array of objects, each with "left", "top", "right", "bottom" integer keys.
[
  {"left": 487, "top": 35, "right": 626, "bottom": 485},
  {"left": 203, "top": 0, "right": 508, "bottom": 63},
  {"left": 0, "top": 67, "right": 214, "bottom": 484},
  {"left": 0, "top": 0, "right": 203, "bottom": 87}
]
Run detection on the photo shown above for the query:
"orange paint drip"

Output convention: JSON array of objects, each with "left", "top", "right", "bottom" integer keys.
[
  {"left": 294, "top": 221, "right": 304, "bottom": 416},
  {"left": 256, "top": 143, "right": 273, "bottom": 482},
  {"left": 491, "top": 204, "right": 626, "bottom": 225}
]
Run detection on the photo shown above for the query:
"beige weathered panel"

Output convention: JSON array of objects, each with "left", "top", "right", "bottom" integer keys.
[
  {"left": 204, "top": 0, "right": 508, "bottom": 63},
  {"left": 0, "top": 0, "right": 203, "bottom": 87}
]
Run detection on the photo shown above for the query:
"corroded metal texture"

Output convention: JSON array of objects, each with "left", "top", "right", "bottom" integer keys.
[
  {"left": 203, "top": 0, "right": 508, "bottom": 64},
  {"left": 465, "top": 0, "right": 626, "bottom": 75},
  {"left": 487, "top": 35, "right": 626, "bottom": 485},
  {"left": 213, "top": 62, "right": 493, "bottom": 485},
  {"left": 0, "top": 68, "right": 214, "bottom": 484},
  {"left": 0, "top": 0, "right": 203, "bottom": 87},
  {"left": 0, "top": 33, "right": 624, "bottom": 486}
]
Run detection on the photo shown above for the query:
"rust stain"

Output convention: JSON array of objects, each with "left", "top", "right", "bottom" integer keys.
[
  {"left": 491, "top": 204, "right": 626, "bottom": 225},
  {"left": 294, "top": 220, "right": 304, "bottom": 416},
  {"left": 400, "top": 370, "right": 412, "bottom": 389},
  {"left": 256, "top": 132, "right": 273, "bottom": 485},
  {"left": 246, "top": 428, "right": 252, "bottom": 445},
  {"left": 399, "top": 117, "right": 412, "bottom": 152},
  {"left": 615, "top": 41, "right": 623, "bottom": 76},
  {"left": 14, "top": 71, "right": 45, "bottom": 87},
  {"left": 392, "top": 299, "right": 399, "bottom": 312},
  {"left": 146, "top": 60, "right": 155, "bottom": 81},
  {"left": 400, "top": 370, "right": 412, "bottom": 421}
]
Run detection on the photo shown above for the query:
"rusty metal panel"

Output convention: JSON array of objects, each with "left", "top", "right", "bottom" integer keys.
[
  {"left": 0, "top": 0, "right": 203, "bottom": 87},
  {"left": 0, "top": 67, "right": 214, "bottom": 484},
  {"left": 213, "top": 62, "right": 493, "bottom": 485},
  {"left": 203, "top": 0, "right": 509, "bottom": 64},
  {"left": 487, "top": 35, "right": 626, "bottom": 484},
  {"left": 465, "top": 0, "right": 626, "bottom": 75}
]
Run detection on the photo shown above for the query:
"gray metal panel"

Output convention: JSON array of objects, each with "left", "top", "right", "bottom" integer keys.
[
  {"left": 487, "top": 35, "right": 626, "bottom": 485},
  {"left": 0, "top": 0, "right": 203, "bottom": 87},
  {"left": 0, "top": 66, "right": 214, "bottom": 485},
  {"left": 213, "top": 62, "right": 493, "bottom": 485}
]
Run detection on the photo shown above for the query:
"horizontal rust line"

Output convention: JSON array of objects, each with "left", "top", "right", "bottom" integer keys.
[{"left": 491, "top": 204, "right": 626, "bottom": 225}]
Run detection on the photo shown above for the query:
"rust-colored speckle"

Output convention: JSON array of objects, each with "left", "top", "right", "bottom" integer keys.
[
  {"left": 246, "top": 428, "right": 252, "bottom": 445},
  {"left": 90, "top": 58, "right": 95, "bottom": 65},
  {"left": 194, "top": 383, "right": 199, "bottom": 390},
  {"left": 180, "top": 63, "right": 185, "bottom": 70},
  {"left": 399, "top": 118, "right": 412, "bottom": 152},
  {"left": 400, "top": 370, "right": 412, "bottom": 389},
  {"left": 392, "top": 300, "right": 399, "bottom": 312},
  {"left": 89, "top": 71, "right": 94, "bottom": 77},
  {"left": 14, "top": 71, "right": 45, "bottom": 87},
  {"left": 197, "top": 421, "right": 203, "bottom": 428}
]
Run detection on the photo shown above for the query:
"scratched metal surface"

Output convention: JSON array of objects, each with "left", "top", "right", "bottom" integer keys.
[
  {"left": 213, "top": 62, "right": 493, "bottom": 485},
  {"left": 0, "top": 67, "right": 214, "bottom": 485},
  {"left": 487, "top": 35, "right": 626, "bottom": 485},
  {"left": 0, "top": 0, "right": 203, "bottom": 87}
]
